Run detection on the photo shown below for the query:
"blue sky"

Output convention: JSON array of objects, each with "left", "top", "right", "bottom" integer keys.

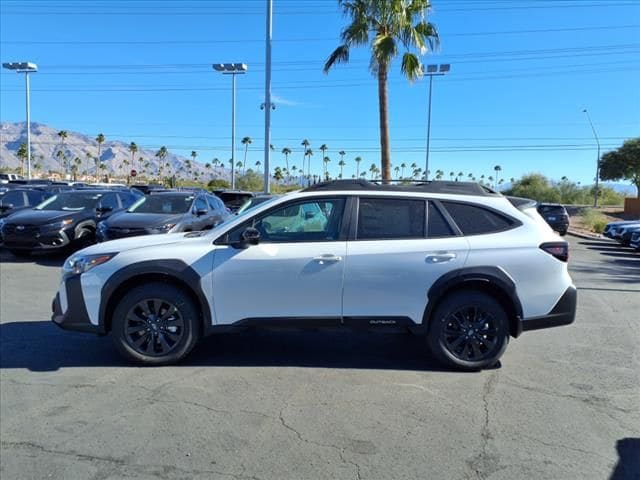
[{"left": 1, "top": 0, "right": 639, "bottom": 185}]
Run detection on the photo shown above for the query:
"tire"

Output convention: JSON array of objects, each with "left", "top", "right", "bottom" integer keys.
[
  {"left": 427, "top": 290, "right": 509, "bottom": 371},
  {"left": 559, "top": 230, "right": 567, "bottom": 236},
  {"left": 111, "top": 282, "right": 201, "bottom": 365},
  {"left": 9, "top": 249, "right": 31, "bottom": 258},
  {"left": 74, "top": 229, "right": 95, "bottom": 250}
]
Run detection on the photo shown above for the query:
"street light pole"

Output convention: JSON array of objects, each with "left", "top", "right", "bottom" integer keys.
[
  {"left": 423, "top": 64, "right": 450, "bottom": 181},
  {"left": 582, "top": 108, "right": 601, "bottom": 207},
  {"left": 213, "top": 63, "right": 247, "bottom": 190},
  {"left": 3, "top": 62, "right": 38, "bottom": 180},
  {"left": 263, "top": 0, "right": 273, "bottom": 194}
]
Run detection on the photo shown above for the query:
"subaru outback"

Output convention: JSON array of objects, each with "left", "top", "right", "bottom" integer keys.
[{"left": 52, "top": 180, "right": 576, "bottom": 371}]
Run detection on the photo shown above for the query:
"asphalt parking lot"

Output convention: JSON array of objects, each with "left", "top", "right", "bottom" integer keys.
[{"left": 1, "top": 236, "right": 638, "bottom": 480}]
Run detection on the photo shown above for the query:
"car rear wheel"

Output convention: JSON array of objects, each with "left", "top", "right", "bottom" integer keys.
[
  {"left": 427, "top": 290, "right": 509, "bottom": 371},
  {"left": 111, "top": 283, "right": 200, "bottom": 365}
]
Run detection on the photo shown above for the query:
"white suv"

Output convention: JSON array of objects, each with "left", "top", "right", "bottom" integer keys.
[{"left": 52, "top": 180, "right": 576, "bottom": 371}]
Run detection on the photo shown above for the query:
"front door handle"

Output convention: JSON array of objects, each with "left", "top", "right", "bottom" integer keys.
[
  {"left": 313, "top": 254, "right": 342, "bottom": 264},
  {"left": 425, "top": 252, "right": 456, "bottom": 264}
]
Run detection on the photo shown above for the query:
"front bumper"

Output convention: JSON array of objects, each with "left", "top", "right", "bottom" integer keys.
[
  {"left": 51, "top": 275, "right": 105, "bottom": 334},
  {"left": 520, "top": 285, "right": 577, "bottom": 332},
  {"left": 3, "top": 226, "right": 73, "bottom": 251}
]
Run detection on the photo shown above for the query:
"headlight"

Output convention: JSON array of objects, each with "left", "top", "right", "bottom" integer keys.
[
  {"left": 63, "top": 253, "right": 117, "bottom": 276},
  {"left": 147, "top": 223, "right": 176, "bottom": 234},
  {"left": 44, "top": 218, "right": 73, "bottom": 229}
]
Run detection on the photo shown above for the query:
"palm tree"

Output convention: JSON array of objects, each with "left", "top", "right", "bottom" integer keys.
[
  {"left": 468, "top": 173, "right": 473, "bottom": 181},
  {"left": 95, "top": 133, "right": 105, "bottom": 170},
  {"left": 324, "top": 1, "right": 438, "bottom": 182},
  {"left": 457, "top": 171, "right": 464, "bottom": 182},
  {"left": 338, "top": 159, "right": 346, "bottom": 178},
  {"left": 369, "top": 163, "right": 377, "bottom": 180},
  {"left": 128, "top": 142, "right": 138, "bottom": 174},
  {"left": 212, "top": 158, "right": 220, "bottom": 175},
  {"left": 304, "top": 148, "right": 313, "bottom": 184},
  {"left": 255, "top": 160, "right": 262, "bottom": 171},
  {"left": 355, "top": 156, "right": 362, "bottom": 177},
  {"left": 449, "top": 171, "right": 455, "bottom": 181},
  {"left": 319, "top": 144, "right": 328, "bottom": 172},
  {"left": 281, "top": 147, "right": 292, "bottom": 171},
  {"left": 494, "top": 165, "right": 502, "bottom": 189},
  {"left": 394, "top": 165, "right": 400, "bottom": 177},
  {"left": 241, "top": 137, "right": 252, "bottom": 174},
  {"left": 338, "top": 150, "right": 346, "bottom": 167},
  {"left": 323, "top": 156, "right": 331, "bottom": 180},
  {"left": 57, "top": 130, "right": 69, "bottom": 175},
  {"left": 155, "top": 146, "right": 168, "bottom": 180},
  {"left": 400, "top": 162, "right": 407, "bottom": 179},
  {"left": 16, "top": 143, "right": 27, "bottom": 176},
  {"left": 301, "top": 139, "right": 310, "bottom": 176}
]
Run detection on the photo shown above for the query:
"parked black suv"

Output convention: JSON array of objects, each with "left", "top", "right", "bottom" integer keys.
[
  {"left": 96, "top": 192, "right": 230, "bottom": 242},
  {"left": 537, "top": 203, "right": 570, "bottom": 235},
  {"left": 1, "top": 189, "right": 138, "bottom": 256}
]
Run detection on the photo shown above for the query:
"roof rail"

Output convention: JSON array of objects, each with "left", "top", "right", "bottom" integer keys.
[{"left": 302, "top": 179, "right": 499, "bottom": 196}]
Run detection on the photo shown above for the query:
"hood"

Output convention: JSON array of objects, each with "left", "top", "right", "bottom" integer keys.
[
  {"left": 3, "top": 208, "right": 84, "bottom": 225},
  {"left": 104, "top": 211, "right": 185, "bottom": 229},
  {"left": 80, "top": 231, "right": 204, "bottom": 255},
  {"left": 608, "top": 220, "right": 640, "bottom": 227}
]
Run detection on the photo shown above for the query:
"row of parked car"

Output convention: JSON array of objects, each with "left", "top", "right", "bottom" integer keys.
[
  {"left": 0, "top": 180, "right": 262, "bottom": 256},
  {"left": 603, "top": 220, "right": 640, "bottom": 251}
]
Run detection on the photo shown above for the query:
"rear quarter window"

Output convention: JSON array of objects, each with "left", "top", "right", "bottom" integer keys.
[{"left": 441, "top": 201, "right": 517, "bottom": 235}]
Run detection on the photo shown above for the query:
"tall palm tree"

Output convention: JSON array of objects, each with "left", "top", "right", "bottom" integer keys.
[
  {"left": 128, "top": 142, "right": 138, "bottom": 173},
  {"left": 323, "top": 156, "right": 331, "bottom": 180},
  {"left": 338, "top": 159, "right": 346, "bottom": 178},
  {"left": 241, "top": 137, "right": 252, "bottom": 174},
  {"left": 457, "top": 171, "right": 464, "bottom": 182},
  {"left": 400, "top": 162, "right": 407, "bottom": 178},
  {"left": 255, "top": 160, "right": 262, "bottom": 171},
  {"left": 319, "top": 144, "right": 329, "bottom": 169},
  {"left": 95, "top": 133, "right": 105, "bottom": 171},
  {"left": 338, "top": 150, "right": 346, "bottom": 167},
  {"left": 369, "top": 163, "right": 377, "bottom": 180},
  {"left": 155, "top": 146, "right": 168, "bottom": 180},
  {"left": 16, "top": 143, "right": 27, "bottom": 177},
  {"left": 301, "top": 139, "right": 310, "bottom": 176},
  {"left": 281, "top": 147, "right": 291, "bottom": 171},
  {"left": 304, "top": 148, "right": 313, "bottom": 183},
  {"left": 494, "top": 165, "right": 502, "bottom": 189},
  {"left": 355, "top": 156, "right": 362, "bottom": 177},
  {"left": 57, "top": 130, "right": 69, "bottom": 174},
  {"left": 324, "top": 0, "right": 438, "bottom": 182},
  {"left": 394, "top": 165, "right": 400, "bottom": 178}
]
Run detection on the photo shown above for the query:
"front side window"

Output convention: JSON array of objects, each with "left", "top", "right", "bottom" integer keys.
[
  {"left": 441, "top": 201, "right": 515, "bottom": 235},
  {"left": 194, "top": 197, "right": 208, "bottom": 213},
  {"left": 231, "top": 198, "right": 345, "bottom": 243},
  {"left": 0, "top": 191, "right": 26, "bottom": 208},
  {"left": 357, "top": 198, "right": 425, "bottom": 240},
  {"left": 98, "top": 194, "right": 120, "bottom": 210}
]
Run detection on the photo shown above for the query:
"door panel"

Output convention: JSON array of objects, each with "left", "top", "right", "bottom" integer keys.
[
  {"left": 211, "top": 242, "right": 346, "bottom": 324},
  {"left": 342, "top": 239, "right": 469, "bottom": 323}
]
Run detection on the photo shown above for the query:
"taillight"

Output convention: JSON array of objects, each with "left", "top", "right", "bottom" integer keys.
[{"left": 540, "top": 242, "right": 569, "bottom": 262}]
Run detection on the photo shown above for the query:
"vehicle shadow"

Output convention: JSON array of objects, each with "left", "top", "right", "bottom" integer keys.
[
  {"left": 609, "top": 438, "right": 640, "bottom": 480},
  {"left": 0, "top": 321, "right": 462, "bottom": 373}
]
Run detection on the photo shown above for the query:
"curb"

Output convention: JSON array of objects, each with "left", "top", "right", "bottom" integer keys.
[{"left": 567, "top": 230, "right": 602, "bottom": 240}]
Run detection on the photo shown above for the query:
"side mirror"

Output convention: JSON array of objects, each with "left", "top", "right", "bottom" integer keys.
[
  {"left": 196, "top": 208, "right": 208, "bottom": 216},
  {"left": 304, "top": 211, "right": 315, "bottom": 220},
  {"left": 241, "top": 227, "right": 260, "bottom": 246},
  {"left": 96, "top": 206, "right": 113, "bottom": 213},
  {"left": 0, "top": 204, "right": 13, "bottom": 211}
]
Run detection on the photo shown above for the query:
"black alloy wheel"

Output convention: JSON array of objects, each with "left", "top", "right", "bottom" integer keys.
[{"left": 124, "top": 298, "right": 185, "bottom": 357}]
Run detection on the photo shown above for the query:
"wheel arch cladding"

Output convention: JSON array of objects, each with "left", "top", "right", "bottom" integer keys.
[
  {"left": 100, "top": 260, "right": 211, "bottom": 334},
  {"left": 423, "top": 267, "right": 524, "bottom": 338}
]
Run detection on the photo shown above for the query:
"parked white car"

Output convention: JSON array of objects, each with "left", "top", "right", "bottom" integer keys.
[{"left": 52, "top": 180, "right": 576, "bottom": 371}]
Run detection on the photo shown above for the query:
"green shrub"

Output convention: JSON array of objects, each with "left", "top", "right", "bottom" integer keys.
[{"left": 581, "top": 208, "right": 608, "bottom": 233}]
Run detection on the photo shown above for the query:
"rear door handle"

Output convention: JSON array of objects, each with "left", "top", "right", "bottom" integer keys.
[
  {"left": 425, "top": 252, "right": 457, "bottom": 264},
  {"left": 313, "top": 254, "right": 342, "bottom": 264}
]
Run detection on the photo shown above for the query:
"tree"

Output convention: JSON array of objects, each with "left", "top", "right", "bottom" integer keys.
[
  {"left": 301, "top": 139, "right": 311, "bottom": 176},
  {"left": 240, "top": 137, "right": 252, "bottom": 174},
  {"left": 16, "top": 143, "right": 27, "bottom": 176},
  {"left": 323, "top": 156, "right": 331, "bottom": 180},
  {"left": 369, "top": 163, "right": 377, "bottom": 180},
  {"left": 494, "top": 165, "right": 502, "bottom": 189},
  {"left": 599, "top": 138, "right": 640, "bottom": 198},
  {"left": 96, "top": 133, "right": 105, "bottom": 170},
  {"left": 128, "top": 142, "right": 138, "bottom": 173},
  {"left": 155, "top": 146, "right": 168, "bottom": 180},
  {"left": 57, "top": 130, "right": 69, "bottom": 175},
  {"left": 457, "top": 171, "right": 464, "bottom": 182},
  {"left": 324, "top": 0, "right": 438, "bottom": 182},
  {"left": 320, "top": 144, "right": 329, "bottom": 172},
  {"left": 338, "top": 150, "right": 346, "bottom": 168},
  {"left": 355, "top": 156, "right": 362, "bottom": 177},
  {"left": 255, "top": 160, "right": 262, "bottom": 171},
  {"left": 304, "top": 148, "right": 314, "bottom": 183},
  {"left": 449, "top": 171, "right": 455, "bottom": 181},
  {"left": 281, "top": 147, "right": 292, "bottom": 171},
  {"left": 338, "top": 159, "right": 346, "bottom": 178}
]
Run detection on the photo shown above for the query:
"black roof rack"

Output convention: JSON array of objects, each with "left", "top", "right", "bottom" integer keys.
[{"left": 302, "top": 179, "right": 499, "bottom": 196}]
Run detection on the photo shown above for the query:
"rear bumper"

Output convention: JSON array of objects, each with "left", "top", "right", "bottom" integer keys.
[
  {"left": 520, "top": 285, "right": 577, "bottom": 332},
  {"left": 51, "top": 275, "right": 105, "bottom": 335}
]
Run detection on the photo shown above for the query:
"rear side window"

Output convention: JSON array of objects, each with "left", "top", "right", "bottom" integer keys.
[
  {"left": 441, "top": 201, "right": 515, "bottom": 235},
  {"left": 207, "top": 196, "right": 222, "bottom": 211},
  {"left": 357, "top": 198, "right": 425, "bottom": 240},
  {"left": 428, "top": 202, "right": 455, "bottom": 237},
  {"left": 194, "top": 197, "right": 208, "bottom": 212},
  {"left": 26, "top": 190, "right": 45, "bottom": 205}
]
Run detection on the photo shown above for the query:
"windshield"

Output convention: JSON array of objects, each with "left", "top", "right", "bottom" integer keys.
[
  {"left": 35, "top": 192, "right": 102, "bottom": 211},
  {"left": 128, "top": 194, "right": 194, "bottom": 214}
]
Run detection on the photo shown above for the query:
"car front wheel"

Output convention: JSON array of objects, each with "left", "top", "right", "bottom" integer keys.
[
  {"left": 427, "top": 290, "right": 509, "bottom": 371},
  {"left": 111, "top": 283, "right": 200, "bottom": 365}
]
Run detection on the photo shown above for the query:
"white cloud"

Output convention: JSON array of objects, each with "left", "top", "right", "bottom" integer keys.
[{"left": 271, "top": 93, "right": 300, "bottom": 107}]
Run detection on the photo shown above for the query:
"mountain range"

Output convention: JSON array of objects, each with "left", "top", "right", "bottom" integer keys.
[{"left": 0, "top": 122, "right": 225, "bottom": 181}]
